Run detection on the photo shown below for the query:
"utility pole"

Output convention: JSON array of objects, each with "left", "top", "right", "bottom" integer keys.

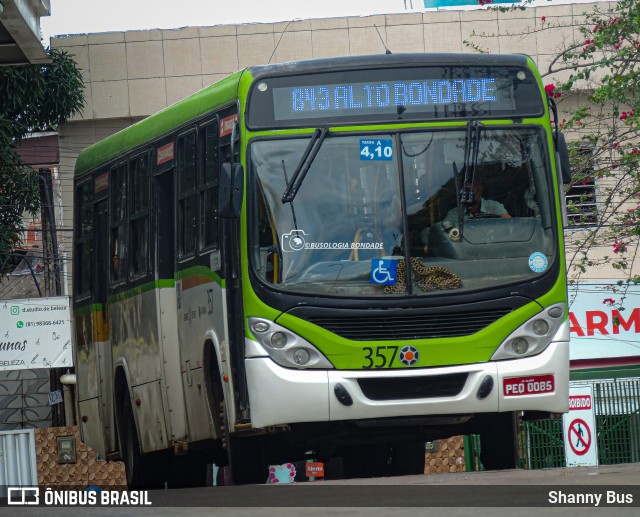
[{"left": 39, "top": 168, "right": 65, "bottom": 427}]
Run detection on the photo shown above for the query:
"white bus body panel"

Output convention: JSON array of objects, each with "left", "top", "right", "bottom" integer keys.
[
  {"left": 77, "top": 397, "right": 105, "bottom": 458},
  {"left": 157, "top": 287, "right": 188, "bottom": 442},
  {"left": 76, "top": 339, "right": 111, "bottom": 457},
  {"left": 245, "top": 339, "right": 569, "bottom": 429},
  {"left": 176, "top": 271, "right": 235, "bottom": 441},
  {"left": 110, "top": 290, "right": 168, "bottom": 452}
]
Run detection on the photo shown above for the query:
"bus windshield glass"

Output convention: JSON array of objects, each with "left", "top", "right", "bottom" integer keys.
[{"left": 250, "top": 127, "right": 556, "bottom": 297}]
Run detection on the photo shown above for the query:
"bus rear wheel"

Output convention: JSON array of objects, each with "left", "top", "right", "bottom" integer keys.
[{"left": 121, "top": 396, "right": 167, "bottom": 488}]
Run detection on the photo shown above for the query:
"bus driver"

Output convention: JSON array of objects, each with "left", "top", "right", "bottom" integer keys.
[
  {"left": 421, "top": 180, "right": 510, "bottom": 252},
  {"left": 444, "top": 180, "right": 511, "bottom": 226}
]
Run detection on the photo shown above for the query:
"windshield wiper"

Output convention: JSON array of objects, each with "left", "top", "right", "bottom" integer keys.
[
  {"left": 456, "top": 120, "right": 482, "bottom": 240},
  {"left": 281, "top": 127, "right": 328, "bottom": 204}
]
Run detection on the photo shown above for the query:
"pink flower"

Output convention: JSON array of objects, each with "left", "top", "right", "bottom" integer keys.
[
  {"left": 613, "top": 239, "right": 626, "bottom": 253},
  {"left": 545, "top": 83, "right": 562, "bottom": 99},
  {"left": 603, "top": 298, "right": 616, "bottom": 306},
  {"left": 541, "top": 16, "right": 546, "bottom": 22}
]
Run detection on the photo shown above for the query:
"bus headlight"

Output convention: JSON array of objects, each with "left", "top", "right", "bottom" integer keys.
[
  {"left": 532, "top": 319, "right": 550, "bottom": 336},
  {"left": 271, "top": 332, "right": 288, "bottom": 349},
  {"left": 252, "top": 320, "right": 270, "bottom": 333},
  {"left": 512, "top": 337, "right": 529, "bottom": 355},
  {"left": 248, "top": 317, "right": 334, "bottom": 369},
  {"left": 293, "top": 348, "right": 310, "bottom": 365},
  {"left": 491, "top": 303, "right": 566, "bottom": 361}
]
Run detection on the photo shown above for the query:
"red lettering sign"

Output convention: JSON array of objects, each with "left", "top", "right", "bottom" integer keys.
[
  {"left": 569, "top": 312, "right": 585, "bottom": 337},
  {"left": 157, "top": 142, "right": 174, "bottom": 165},
  {"left": 569, "top": 395, "right": 592, "bottom": 410},
  {"left": 613, "top": 308, "right": 640, "bottom": 334},
  {"left": 220, "top": 114, "right": 239, "bottom": 137},
  {"left": 305, "top": 462, "right": 324, "bottom": 478},
  {"left": 570, "top": 308, "right": 640, "bottom": 337},
  {"left": 586, "top": 310, "right": 608, "bottom": 336},
  {"left": 95, "top": 172, "right": 109, "bottom": 193}
]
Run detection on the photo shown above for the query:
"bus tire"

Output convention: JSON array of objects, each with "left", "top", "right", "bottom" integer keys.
[
  {"left": 479, "top": 411, "right": 518, "bottom": 471},
  {"left": 168, "top": 455, "right": 208, "bottom": 488},
  {"left": 228, "top": 434, "right": 269, "bottom": 485},
  {"left": 342, "top": 444, "right": 390, "bottom": 479},
  {"left": 121, "top": 396, "right": 166, "bottom": 488},
  {"left": 388, "top": 441, "right": 426, "bottom": 475}
]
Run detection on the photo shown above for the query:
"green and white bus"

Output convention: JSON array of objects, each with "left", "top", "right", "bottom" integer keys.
[{"left": 73, "top": 53, "right": 571, "bottom": 486}]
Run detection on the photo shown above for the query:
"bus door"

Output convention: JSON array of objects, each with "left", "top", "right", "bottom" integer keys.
[
  {"left": 155, "top": 168, "right": 188, "bottom": 442},
  {"left": 92, "top": 197, "right": 116, "bottom": 452}
]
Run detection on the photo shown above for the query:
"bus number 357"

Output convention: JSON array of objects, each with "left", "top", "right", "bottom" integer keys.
[{"left": 362, "top": 346, "right": 399, "bottom": 369}]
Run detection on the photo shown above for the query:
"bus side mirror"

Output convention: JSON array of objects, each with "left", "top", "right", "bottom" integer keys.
[
  {"left": 220, "top": 162, "right": 244, "bottom": 218},
  {"left": 556, "top": 133, "right": 571, "bottom": 184}
]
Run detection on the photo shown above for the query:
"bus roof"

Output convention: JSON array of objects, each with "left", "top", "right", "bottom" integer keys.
[
  {"left": 74, "top": 53, "right": 534, "bottom": 177},
  {"left": 246, "top": 53, "right": 532, "bottom": 81},
  {"left": 74, "top": 69, "right": 244, "bottom": 176}
]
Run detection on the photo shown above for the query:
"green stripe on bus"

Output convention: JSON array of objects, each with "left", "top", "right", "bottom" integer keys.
[
  {"left": 106, "top": 278, "right": 177, "bottom": 304},
  {"left": 175, "top": 266, "right": 225, "bottom": 287}
]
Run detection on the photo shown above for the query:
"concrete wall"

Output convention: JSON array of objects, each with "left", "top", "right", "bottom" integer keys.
[{"left": 51, "top": 3, "right": 620, "bottom": 292}]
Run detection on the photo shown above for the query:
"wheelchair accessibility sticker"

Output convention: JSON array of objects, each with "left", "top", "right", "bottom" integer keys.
[{"left": 371, "top": 259, "right": 397, "bottom": 285}]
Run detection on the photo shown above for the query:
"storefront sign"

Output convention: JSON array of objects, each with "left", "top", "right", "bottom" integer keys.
[
  {"left": 568, "top": 282, "right": 640, "bottom": 362},
  {"left": 0, "top": 297, "right": 73, "bottom": 371}
]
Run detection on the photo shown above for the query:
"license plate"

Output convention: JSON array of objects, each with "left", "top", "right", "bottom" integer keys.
[{"left": 503, "top": 375, "right": 555, "bottom": 396}]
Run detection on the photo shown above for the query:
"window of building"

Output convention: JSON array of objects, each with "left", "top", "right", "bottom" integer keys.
[{"left": 566, "top": 148, "right": 597, "bottom": 226}]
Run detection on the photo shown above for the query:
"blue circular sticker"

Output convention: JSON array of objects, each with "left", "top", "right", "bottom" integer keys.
[{"left": 528, "top": 252, "right": 548, "bottom": 273}]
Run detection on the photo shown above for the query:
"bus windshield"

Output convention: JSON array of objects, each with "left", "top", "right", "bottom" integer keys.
[{"left": 250, "top": 127, "right": 556, "bottom": 297}]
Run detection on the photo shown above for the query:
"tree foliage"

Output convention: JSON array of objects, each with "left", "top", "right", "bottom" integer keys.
[
  {"left": 542, "top": 0, "right": 640, "bottom": 296},
  {"left": 467, "top": 0, "right": 640, "bottom": 303},
  {"left": 0, "top": 48, "right": 84, "bottom": 270}
]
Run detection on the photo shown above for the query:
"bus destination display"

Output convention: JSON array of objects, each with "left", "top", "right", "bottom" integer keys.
[{"left": 272, "top": 77, "right": 516, "bottom": 121}]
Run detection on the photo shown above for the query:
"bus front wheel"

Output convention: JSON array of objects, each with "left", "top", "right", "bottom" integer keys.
[{"left": 478, "top": 411, "right": 518, "bottom": 471}]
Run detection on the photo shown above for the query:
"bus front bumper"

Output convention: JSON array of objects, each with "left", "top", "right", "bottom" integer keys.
[{"left": 244, "top": 340, "right": 569, "bottom": 429}]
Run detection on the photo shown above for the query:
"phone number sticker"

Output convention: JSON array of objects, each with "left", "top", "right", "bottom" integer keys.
[{"left": 360, "top": 139, "right": 393, "bottom": 161}]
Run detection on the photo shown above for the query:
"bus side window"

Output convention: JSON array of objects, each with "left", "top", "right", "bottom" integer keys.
[
  {"left": 74, "top": 180, "right": 93, "bottom": 297},
  {"left": 200, "top": 121, "right": 219, "bottom": 249},
  {"left": 110, "top": 163, "right": 127, "bottom": 284},
  {"left": 177, "top": 131, "right": 198, "bottom": 257},
  {"left": 129, "top": 152, "right": 150, "bottom": 277}
]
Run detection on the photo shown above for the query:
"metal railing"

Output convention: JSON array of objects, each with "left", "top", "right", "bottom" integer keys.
[{"left": 521, "top": 378, "right": 640, "bottom": 469}]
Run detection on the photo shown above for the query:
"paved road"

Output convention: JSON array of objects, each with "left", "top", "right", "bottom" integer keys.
[{"left": 3, "top": 464, "right": 640, "bottom": 516}]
